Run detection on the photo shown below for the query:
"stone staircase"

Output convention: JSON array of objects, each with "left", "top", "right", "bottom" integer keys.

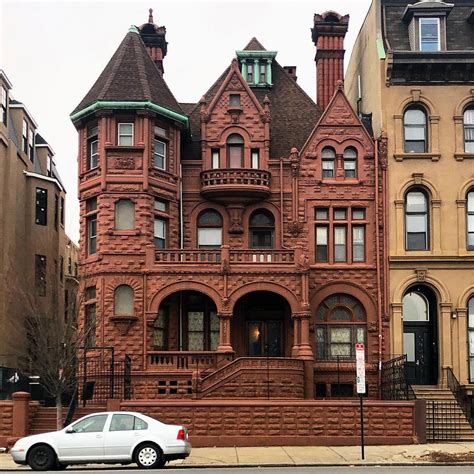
[
  {"left": 29, "top": 406, "right": 105, "bottom": 435},
  {"left": 413, "top": 385, "right": 474, "bottom": 441}
]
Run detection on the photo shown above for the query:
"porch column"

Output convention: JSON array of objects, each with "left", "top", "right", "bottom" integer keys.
[
  {"left": 217, "top": 312, "right": 233, "bottom": 352},
  {"left": 391, "top": 303, "right": 403, "bottom": 356},
  {"left": 292, "top": 315, "right": 300, "bottom": 357},
  {"left": 439, "top": 303, "right": 453, "bottom": 386},
  {"left": 296, "top": 311, "right": 314, "bottom": 360}
]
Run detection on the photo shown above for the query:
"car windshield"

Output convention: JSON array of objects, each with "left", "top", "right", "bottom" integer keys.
[{"left": 71, "top": 414, "right": 108, "bottom": 433}]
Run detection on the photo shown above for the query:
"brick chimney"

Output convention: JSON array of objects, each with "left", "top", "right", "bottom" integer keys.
[
  {"left": 311, "top": 11, "right": 349, "bottom": 110},
  {"left": 139, "top": 8, "right": 168, "bottom": 74}
]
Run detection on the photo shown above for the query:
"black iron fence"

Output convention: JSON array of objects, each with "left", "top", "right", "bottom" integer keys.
[
  {"left": 426, "top": 400, "right": 461, "bottom": 441},
  {"left": 381, "top": 354, "right": 416, "bottom": 400}
]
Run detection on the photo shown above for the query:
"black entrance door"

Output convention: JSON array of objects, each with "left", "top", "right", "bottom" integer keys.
[
  {"left": 402, "top": 287, "right": 438, "bottom": 386},
  {"left": 247, "top": 321, "right": 283, "bottom": 356},
  {"left": 403, "top": 325, "right": 436, "bottom": 385}
]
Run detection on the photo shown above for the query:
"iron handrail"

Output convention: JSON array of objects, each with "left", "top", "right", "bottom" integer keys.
[
  {"left": 381, "top": 354, "right": 416, "bottom": 400},
  {"left": 445, "top": 367, "right": 472, "bottom": 426}
]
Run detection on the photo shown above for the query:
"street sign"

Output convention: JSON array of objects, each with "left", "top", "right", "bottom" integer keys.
[{"left": 355, "top": 342, "right": 366, "bottom": 394}]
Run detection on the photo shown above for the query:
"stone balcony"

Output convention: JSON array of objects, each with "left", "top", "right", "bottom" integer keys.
[{"left": 200, "top": 168, "right": 271, "bottom": 203}]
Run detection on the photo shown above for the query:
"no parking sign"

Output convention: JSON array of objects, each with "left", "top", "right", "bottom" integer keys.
[{"left": 355, "top": 342, "right": 366, "bottom": 394}]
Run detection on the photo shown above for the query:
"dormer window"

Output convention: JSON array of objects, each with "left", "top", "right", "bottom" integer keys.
[
  {"left": 419, "top": 18, "right": 440, "bottom": 51},
  {"left": 259, "top": 63, "right": 267, "bottom": 84},
  {"left": 247, "top": 64, "right": 254, "bottom": 83},
  {"left": 237, "top": 49, "right": 277, "bottom": 87}
]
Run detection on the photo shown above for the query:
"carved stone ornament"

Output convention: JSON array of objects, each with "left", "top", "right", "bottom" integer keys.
[
  {"left": 228, "top": 73, "right": 244, "bottom": 91},
  {"left": 221, "top": 257, "right": 231, "bottom": 275},
  {"left": 290, "top": 147, "right": 300, "bottom": 177},
  {"left": 115, "top": 156, "right": 135, "bottom": 170},
  {"left": 227, "top": 206, "right": 244, "bottom": 234},
  {"left": 295, "top": 253, "right": 310, "bottom": 272},
  {"left": 110, "top": 315, "right": 138, "bottom": 336},
  {"left": 416, "top": 269, "right": 427, "bottom": 282},
  {"left": 288, "top": 221, "right": 303, "bottom": 236}
]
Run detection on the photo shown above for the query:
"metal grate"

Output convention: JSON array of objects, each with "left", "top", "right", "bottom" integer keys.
[{"left": 426, "top": 401, "right": 461, "bottom": 441}]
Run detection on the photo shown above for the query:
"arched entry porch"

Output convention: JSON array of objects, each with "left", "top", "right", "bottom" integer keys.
[{"left": 231, "top": 291, "right": 293, "bottom": 358}]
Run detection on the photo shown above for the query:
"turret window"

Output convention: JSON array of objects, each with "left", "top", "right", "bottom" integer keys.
[
  {"left": 227, "top": 133, "right": 244, "bottom": 168},
  {"left": 87, "top": 123, "right": 98, "bottom": 170},
  {"left": 153, "top": 139, "right": 166, "bottom": 170},
  {"left": 118, "top": 123, "right": 134, "bottom": 146},
  {"left": 115, "top": 199, "right": 135, "bottom": 230}
]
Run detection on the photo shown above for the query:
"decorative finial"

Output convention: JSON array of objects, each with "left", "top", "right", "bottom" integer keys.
[
  {"left": 336, "top": 79, "right": 344, "bottom": 91},
  {"left": 263, "top": 95, "right": 270, "bottom": 105},
  {"left": 149, "top": 8, "right": 154, "bottom": 23}
]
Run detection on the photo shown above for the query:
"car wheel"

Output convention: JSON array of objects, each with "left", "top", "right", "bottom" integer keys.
[
  {"left": 27, "top": 445, "right": 56, "bottom": 471},
  {"left": 135, "top": 442, "right": 164, "bottom": 469}
]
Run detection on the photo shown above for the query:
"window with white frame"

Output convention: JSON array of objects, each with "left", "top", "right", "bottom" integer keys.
[
  {"left": 154, "top": 218, "right": 167, "bottom": 249},
  {"left": 22, "top": 119, "right": 28, "bottom": 154},
  {"left": 464, "top": 107, "right": 474, "bottom": 153},
  {"left": 467, "top": 190, "right": 474, "bottom": 250},
  {"left": 405, "top": 189, "right": 429, "bottom": 251},
  {"left": 87, "top": 123, "right": 99, "bottom": 170},
  {"left": 153, "top": 138, "right": 166, "bottom": 170},
  {"left": 118, "top": 123, "right": 133, "bottom": 146},
  {"left": 198, "top": 210, "right": 223, "bottom": 249},
  {"left": 251, "top": 149, "right": 260, "bottom": 169},
  {"left": 343, "top": 147, "right": 357, "bottom": 178},
  {"left": 212, "top": 149, "right": 220, "bottom": 169},
  {"left": 419, "top": 18, "right": 440, "bottom": 52},
  {"left": 28, "top": 127, "right": 34, "bottom": 162},
  {"left": 86, "top": 197, "right": 97, "bottom": 255},
  {"left": 404, "top": 106, "right": 428, "bottom": 153},
  {"left": 322, "top": 147, "right": 335, "bottom": 178}
]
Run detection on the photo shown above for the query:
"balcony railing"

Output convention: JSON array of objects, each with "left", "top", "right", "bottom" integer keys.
[
  {"left": 154, "top": 248, "right": 296, "bottom": 265},
  {"left": 200, "top": 168, "right": 271, "bottom": 202},
  {"left": 147, "top": 351, "right": 234, "bottom": 371}
]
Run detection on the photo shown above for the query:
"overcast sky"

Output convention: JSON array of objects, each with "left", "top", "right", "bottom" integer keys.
[{"left": 1, "top": 0, "right": 371, "bottom": 243}]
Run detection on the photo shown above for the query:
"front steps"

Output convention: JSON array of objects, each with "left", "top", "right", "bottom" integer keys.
[{"left": 413, "top": 385, "right": 474, "bottom": 441}]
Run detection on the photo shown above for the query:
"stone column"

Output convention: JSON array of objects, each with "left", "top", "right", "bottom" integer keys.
[
  {"left": 456, "top": 199, "right": 467, "bottom": 256},
  {"left": 12, "top": 391, "right": 30, "bottom": 438},
  {"left": 217, "top": 313, "right": 233, "bottom": 352},
  {"left": 457, "top": 308, "right": 468, "bottom": 384},
  {"left": 391, "top": 303, "right": 404, "bottom": 356},
  {"left": 297, "top": 312, "right": 314, "bottom": 360},
  {"left": 439, "top": 303, "right": 453, "bottom": 386},
  {"left": 432, "top": 199, "right": 442, "bottom": 254},
  {"left": 394, "top": 200, "right": 404, "bottom": 254},
  {"left": 292, "top": 316, "right": 300, "bottom": 357}
]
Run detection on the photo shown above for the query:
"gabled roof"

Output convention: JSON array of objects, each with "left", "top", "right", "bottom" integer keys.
[
  {"left": 72, "top": 28, "right": 183, "bottom": 116},
  {"left": 185, "top": 58, "right": 321, "bottom": 159},
  {"left": 243, "top": 37, "right": 267, "bottom": 51}
]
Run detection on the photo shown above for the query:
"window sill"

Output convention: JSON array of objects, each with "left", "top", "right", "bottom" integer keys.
[
  {"left": 454, "top": 153, "right": 474, "bottom": 161},
  {"left": 320, "top": 178, "right": 363, "bottom": 184},
  {"left": 105, "top": 145, "right": 145, "bottom": 152},
  {"left": 394, "top": 153, "right": 440, "bottom": 161},
  {"left": 108, "top": 229, "right": 141, "bottom": 236},
  {"left": 79, "top": 167, "right": 100, "bottom": 180},
  {"left": 310, "top": 263, "right": 373, "bottom": 269}
]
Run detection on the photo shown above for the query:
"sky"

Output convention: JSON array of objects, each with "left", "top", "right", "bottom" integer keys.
[{"left": 0, "top": 0, "right": 372, "bottom": 244}]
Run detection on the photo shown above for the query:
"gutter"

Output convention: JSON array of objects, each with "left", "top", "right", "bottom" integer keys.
[
  {"left": 23, "top": 170, "right": 66, "bottom": 193},
  {"left": 70, "top": 100, "right": 189, "bottom": 126}
]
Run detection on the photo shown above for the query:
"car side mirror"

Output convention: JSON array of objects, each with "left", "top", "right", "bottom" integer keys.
[{"left": 65, "top": 428, "right": 75, "bottom": 434}]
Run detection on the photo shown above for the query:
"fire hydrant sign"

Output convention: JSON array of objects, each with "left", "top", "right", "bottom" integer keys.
[{"left": 355, "top": 343, "right": 366, "bottom": 394}]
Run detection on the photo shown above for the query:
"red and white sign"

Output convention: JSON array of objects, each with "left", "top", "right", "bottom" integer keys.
[{"left": 355, "top": 343, "right": 366, "bottom": 394}]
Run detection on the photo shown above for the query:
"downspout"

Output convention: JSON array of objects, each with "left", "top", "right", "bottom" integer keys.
[
  {"left": 179, "top": 162, "right": 184, "bottom": 351},
  {"left": 375, "top": 139, "right": 383, "bottom": 393},
  {"left": 382, "top": 141, "right": 389, "bottom": 342},
  {"left": 280, "top": 158, "right": 285, "bottom": 247}
]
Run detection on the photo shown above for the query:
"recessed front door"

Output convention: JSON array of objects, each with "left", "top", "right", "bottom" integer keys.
[{"left": 247, "top": 320, "right": 283, "bottom": 356}]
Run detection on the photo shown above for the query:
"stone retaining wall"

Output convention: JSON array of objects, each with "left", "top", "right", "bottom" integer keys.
[{"left": 0, "top": 401, "right": 13, "bottom": 447}]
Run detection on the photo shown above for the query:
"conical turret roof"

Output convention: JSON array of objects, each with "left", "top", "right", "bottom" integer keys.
[{"left": 72, "top": 28, "right": 183, "bottom": 116}]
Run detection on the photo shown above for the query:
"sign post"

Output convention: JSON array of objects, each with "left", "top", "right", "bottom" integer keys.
[{"left": 355, "top": 342, "right": 366, "bottom": 460}]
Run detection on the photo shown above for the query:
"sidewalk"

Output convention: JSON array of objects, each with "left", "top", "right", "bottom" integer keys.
[{"left": 2, "top": 442, "right": 474, "bottom": 470}]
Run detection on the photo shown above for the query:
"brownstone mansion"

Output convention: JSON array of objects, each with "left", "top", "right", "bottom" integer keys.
[{"left": 61, "top": 10, "right": 422, "bottom": 445}]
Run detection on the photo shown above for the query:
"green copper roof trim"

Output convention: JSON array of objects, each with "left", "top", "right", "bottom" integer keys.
[
  {"left": 70, "top": 100, "right": 189, "bottom": 125},
  {"left": 236, "top": 50, "right": 277, "bottom": 59},
  {"left": 129, "top": 25, "right": 139, "bottom": 34},
  {"left": 376, "top": 36, "right": 386, "bottom": 60}
]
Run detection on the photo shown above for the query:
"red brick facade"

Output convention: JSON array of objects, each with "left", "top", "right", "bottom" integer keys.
[{"left": 72, "top": 11, "right": 388, "bottom": 404}]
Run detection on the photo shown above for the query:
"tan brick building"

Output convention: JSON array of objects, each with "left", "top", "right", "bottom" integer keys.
[
  {"left": 346, "top": 0, "right": 474, "bottom": 390},
  {"left": 0, "top": 70, "right": 78, "bottom": 375}
]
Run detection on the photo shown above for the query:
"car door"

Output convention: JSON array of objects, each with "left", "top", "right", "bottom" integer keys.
[
  {"left": 104, "top": 414, "right": 149, "bottom": 460},
  {"left": 57, "top": 414, "right": 108, "bottom": 462}
]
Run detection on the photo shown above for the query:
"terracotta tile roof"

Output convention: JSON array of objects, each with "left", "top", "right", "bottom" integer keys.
[
  {"left": 184, "top": 61, "right": 321, "bottom": 160},
  {"left": 72, "top": 30, "right": 183, "bottom": 116}
]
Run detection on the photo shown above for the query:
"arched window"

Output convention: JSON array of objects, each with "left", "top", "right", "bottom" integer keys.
[
  {"left": 343, "top": 147, "right": 357, "bottom": 178},
  {"left": 403, "top": 291, "right": 429, "bottom": 321},
  {"left": 468, "top": 190, "right": 474, "bottom": 250},
  {"left": 404, "top": 106, "right": 428, "bottom": 153},
  {"left": 322, "top": 147, "right": 335, "bottom": 178},
  {"left": 405, "top": 188, "right": 429, "bottom": 250},
  {"left": 198, "top": 210, "right": 223, "bottom": 249},
  {"left": 114, "top": 285, "right": 134, "bottom": 315},
  {"left": 468, "top": 297, "right": 474, "bottom": 382},
  {"left": 115, "top": 199, "right": 135, "bottom": 230},
  {"left": 249, "top": 209, "right": 275, "bottom": 248},
  {"left": 315, "top": 294, "right": 366, "bottom": 360},
  {"left": 227, "top": 134, "right": 244, "bottom": 168},
  {"left": 464, "top": 107, "right": 474, "bottom": 153}
]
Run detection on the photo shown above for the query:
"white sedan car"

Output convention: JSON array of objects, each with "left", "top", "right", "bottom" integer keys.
[{"left": 11, "top": 411, "right": 191, "bottom": 471}]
